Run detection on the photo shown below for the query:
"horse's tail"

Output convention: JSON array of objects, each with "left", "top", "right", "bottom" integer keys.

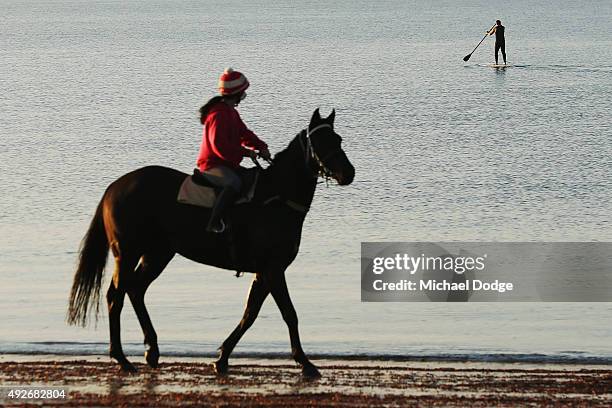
[{"left": 67, "top": 198, "right": 109, "bottom": 327}]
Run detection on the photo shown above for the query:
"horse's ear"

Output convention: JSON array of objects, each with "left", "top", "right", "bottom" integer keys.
[
  {"left": 327, "top": 109, "right": 335, "bottom": 123},
  {"left": 311, "top": 108, "right": 321, "bottom": 124}
]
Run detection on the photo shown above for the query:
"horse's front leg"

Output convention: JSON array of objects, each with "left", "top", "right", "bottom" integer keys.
[
  {"left": 266, "top": 269, "right": 321, "bottom": 378},
  {"left": 214, "top": 273, "right": 269, "bottom": 375}
]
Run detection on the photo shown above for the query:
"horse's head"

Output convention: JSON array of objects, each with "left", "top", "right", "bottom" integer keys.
[{"left": 304, "top": 108, "right": 355, "bottom": 186}]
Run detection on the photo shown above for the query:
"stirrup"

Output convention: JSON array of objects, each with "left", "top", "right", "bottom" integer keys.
[{"left": 209, "top": 219, "right": 226, "bottom": 234}]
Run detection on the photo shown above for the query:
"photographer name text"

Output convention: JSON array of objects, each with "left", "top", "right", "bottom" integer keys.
[{"left": 373, "top": 279, "right": 513, "bottom": 293}]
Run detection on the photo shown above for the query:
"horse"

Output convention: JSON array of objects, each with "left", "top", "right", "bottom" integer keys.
[{"left": 67, "top": 108, "right": 355, "bottom": 378}]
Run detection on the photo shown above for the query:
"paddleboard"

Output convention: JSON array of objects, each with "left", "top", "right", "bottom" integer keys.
[{"left": 487, "top": 63, "right": 512, "bottom": 68}]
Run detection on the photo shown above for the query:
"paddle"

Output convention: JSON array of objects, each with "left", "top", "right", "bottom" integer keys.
[{"left": 463, "top": 25, "right": 495, "bottom": 62}]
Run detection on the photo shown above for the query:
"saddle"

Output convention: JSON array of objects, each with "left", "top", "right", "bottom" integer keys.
[{"left": 177, "top": 167, "right": 259, "bottom": 208}]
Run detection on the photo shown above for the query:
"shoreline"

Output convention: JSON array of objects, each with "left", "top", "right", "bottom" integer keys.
[
  {"left": 3, "top": 353, "right": 612, "bottom": 368},
  {"left": 3, "top": 345, "right": 612, "bottom": 365},
  {"left": 2, "top": 355, "right": 611, "bottom": 407}
]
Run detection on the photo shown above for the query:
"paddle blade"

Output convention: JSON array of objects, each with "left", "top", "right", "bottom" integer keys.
[{"left": 463, "top": 53, "right": 472, "bottom": 62}]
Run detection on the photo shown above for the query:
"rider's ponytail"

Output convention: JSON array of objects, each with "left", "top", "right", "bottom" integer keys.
[{"left": 199, "top": 96, "right": 224, "bottom": 124}]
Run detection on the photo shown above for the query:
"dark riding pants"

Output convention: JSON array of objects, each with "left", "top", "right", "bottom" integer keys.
[
  {"left": 202, "top": 165, "right": 242, "bottom": 193},
  {"left": 495, "top": 41, "right": 506, "bottom": 64}
]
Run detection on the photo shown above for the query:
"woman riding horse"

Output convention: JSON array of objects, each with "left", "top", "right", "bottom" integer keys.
[
  {"left": 197, "top": 68, "right": 271, "bottom": 233},
  {"left": 67, "top": 104, "right": 354, "bottom": 378}
]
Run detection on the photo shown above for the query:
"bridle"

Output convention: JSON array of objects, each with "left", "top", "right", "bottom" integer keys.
[
  {"left": 255, "top": 122, "right": 344, "bottom": 215},
  {"left": 298, "top": 123, "right": 343, "bottom": 182}
]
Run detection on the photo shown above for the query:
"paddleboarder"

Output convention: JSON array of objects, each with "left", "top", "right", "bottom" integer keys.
[{"left": 487, "top": 20, "right": 506, "bottom": 65}]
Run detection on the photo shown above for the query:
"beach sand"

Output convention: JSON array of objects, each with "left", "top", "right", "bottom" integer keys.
[{"left": 1, "top": 355, "right": 611, "bottom": 407}]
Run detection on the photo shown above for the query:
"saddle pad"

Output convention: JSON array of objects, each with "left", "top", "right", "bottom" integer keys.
[{"left": 177, "top": 176, "right": 216, "bottom": 208}]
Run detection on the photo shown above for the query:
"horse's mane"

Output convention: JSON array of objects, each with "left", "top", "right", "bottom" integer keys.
[
  {"left": 258, "top": 131, "right": 308, "bottom": 197},
  {"left": 270, "top": 131, "right": 302, "bottom": 167}
]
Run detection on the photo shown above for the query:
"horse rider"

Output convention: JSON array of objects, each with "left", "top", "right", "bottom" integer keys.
[{"left": 196, "top": 68, "right": 271, "bottom": 233}]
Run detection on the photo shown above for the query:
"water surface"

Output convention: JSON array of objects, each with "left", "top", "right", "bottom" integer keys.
[{"left": 1, "top": 0, "right": 611, "bottom": 361}]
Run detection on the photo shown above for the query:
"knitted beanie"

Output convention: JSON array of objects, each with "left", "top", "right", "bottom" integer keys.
[{"left": 218, "top": 68, "right": 249, "bottom": 96}]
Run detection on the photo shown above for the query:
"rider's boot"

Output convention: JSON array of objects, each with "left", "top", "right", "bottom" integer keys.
[{"left": 206, "top": 187, "right": 238, "bottom": 233}]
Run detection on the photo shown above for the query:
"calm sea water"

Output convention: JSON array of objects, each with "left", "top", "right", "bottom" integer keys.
[{"left": 1, "top": 0, "right": 611, "bottom": 362}]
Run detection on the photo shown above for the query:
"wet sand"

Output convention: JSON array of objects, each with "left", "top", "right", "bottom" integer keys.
[{"left": 1, "top": 355, "right": 611, "bottom": 407}]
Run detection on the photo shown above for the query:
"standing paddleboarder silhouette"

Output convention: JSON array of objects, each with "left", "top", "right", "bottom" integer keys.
[{"left": 487, "top": 20, "right": 507, "bottom": 65}]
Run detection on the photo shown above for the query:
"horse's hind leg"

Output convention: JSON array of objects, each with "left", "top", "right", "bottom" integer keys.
[
  {"left": 127, "top": 251, "right": 174, "bottom": 368},
  {"left": 107, "top": 250, "right": 140, "bottom": 372},
  {"left": 214, "top": 274, "right": 269, "bottom": 375}
]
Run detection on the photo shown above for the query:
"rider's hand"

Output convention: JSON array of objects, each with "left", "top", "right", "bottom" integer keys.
[
  {"left": 244, "top": 149, "right": 257, "bottom": 159},
  {"left": 259, "top": 147, "right": 271, "bottom": 161}
]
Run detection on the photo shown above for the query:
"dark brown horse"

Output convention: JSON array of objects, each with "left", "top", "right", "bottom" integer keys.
[{"left": 67, "top": 109, "right": 354, "bottom": 377}]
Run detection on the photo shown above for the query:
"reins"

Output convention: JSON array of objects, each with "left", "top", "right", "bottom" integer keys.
[{"left": 250, "top": 156, "right": 270, "bottom": 170}]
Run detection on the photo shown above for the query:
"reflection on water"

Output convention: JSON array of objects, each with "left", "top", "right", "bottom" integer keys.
[{"left": 107, "top": 377, "right": 127, "bottom": 397}]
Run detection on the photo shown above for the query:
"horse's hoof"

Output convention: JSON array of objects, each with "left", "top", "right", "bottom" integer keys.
[
  {"left": 111, "top": 350, "right": 138, "bottom": 373},
  {"left": 302, "top": 364, "right": 321, "bottom": 379},
  {"left": 120, "top": 361, "right": 138, "bottom": 373},
  {"left": 145, "top": 348, "right": 160, "bottom": 368},
  {"left": 213, "top": 359, "right": 228, "bottom": 375}
]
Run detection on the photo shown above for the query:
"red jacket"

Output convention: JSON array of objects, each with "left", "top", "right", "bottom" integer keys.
[{"left": 197, "top": 102, "right": 267, "bottom": 171}]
